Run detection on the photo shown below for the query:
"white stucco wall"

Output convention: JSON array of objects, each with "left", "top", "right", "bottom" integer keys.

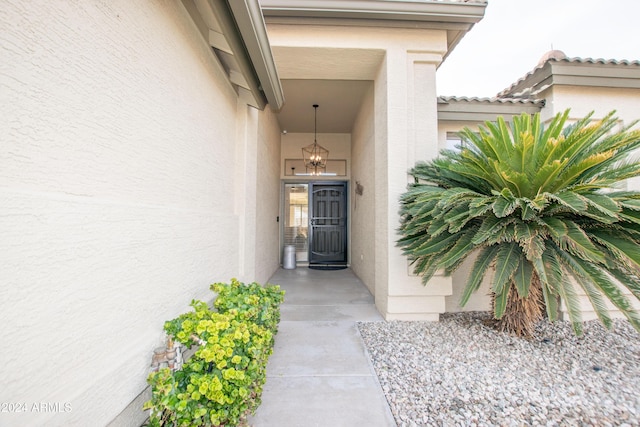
[
  {"left": 382, "top": 47, "right": 451, "bottom": 321},
  {"left": 253, "top": 107, "right": 283, "bottom": 283},
  {"left": 543, "top": 85, "right": 640, "bottom": 191},
  {"left": 350, "top": 85, "right": 376, "bottom": 295},
  {"left": 0, "top": 1, "right": 269, "bottom": 425},
  {"left": 541, "top": 86, "right": 640, "bottom": 125}
]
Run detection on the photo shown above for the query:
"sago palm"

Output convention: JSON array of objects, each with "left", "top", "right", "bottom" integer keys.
[{"left": 398, "top": 110, "right": 640, "bottom": 337}]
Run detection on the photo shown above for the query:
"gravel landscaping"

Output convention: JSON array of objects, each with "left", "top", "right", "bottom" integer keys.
[{"left": 357, "top": 313, "right": 640, "bottom": 427}]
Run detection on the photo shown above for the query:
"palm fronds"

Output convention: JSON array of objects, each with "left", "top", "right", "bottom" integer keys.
[{"left": 398, "top": 110, "right": 640, "bottom": 336}]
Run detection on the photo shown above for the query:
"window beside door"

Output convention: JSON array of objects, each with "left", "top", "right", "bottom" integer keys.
[{"left": 284, "top": 184, "right": 309, "bottom": 262}]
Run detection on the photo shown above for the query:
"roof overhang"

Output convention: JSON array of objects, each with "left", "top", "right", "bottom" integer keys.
[
  {"left": 181, "top": 0, "right": 284, "bottom": 110},
  {"left": 438, "top": 96, "right": 544, "bottom": 122},
  {"left": 499, "top": 58, "right": 640, "bottom": 98},
  {"left": 260, "top": 0, "right": 487, "bottom": 63}
]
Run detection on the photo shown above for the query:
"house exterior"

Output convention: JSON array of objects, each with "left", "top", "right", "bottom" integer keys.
[{"left": 1, "top": 1, "right": 638, "bottom": 425}]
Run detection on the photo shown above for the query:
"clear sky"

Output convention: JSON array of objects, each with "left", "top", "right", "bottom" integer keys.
[{"left": 436, "top": 0, "right": 640, "bottom": 98}]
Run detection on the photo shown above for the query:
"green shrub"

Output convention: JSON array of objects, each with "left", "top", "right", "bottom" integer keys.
[
  {"left": 212, "top": 278, "right": 285, "bottom": 336},
  {"left": 144, "top": 280, "right": 285, "bottom": 426}
]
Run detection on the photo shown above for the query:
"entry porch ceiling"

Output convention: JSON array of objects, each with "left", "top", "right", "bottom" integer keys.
[
  {"left": 278, "top": 80, "right": 372, "bottom": 133},
  {"left": 273, "top": 45, "right": 380, "bottom": 134}
]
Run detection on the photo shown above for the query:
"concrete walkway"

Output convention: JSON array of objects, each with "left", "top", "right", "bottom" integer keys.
[{"left": 249, "top": 268, "right": 396, "bottom": 427}]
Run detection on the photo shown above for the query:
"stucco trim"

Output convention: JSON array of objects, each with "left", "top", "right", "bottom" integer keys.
[
  {"left": 499, "top": 58, "right": 640, "bottom": 98},
  {"left": 437, "top": 96, "right": 544, "bottom": 122}
]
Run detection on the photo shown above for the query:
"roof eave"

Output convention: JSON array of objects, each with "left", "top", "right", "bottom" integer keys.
[
  {"left": 499, "top": 58, "right": 640, "bottom": 98},
  {"left": 437, "top": 96, "right": 544, "bottom": 122},
  {"left": 260, "top": 0, "right": 487, "bottom": 25},
  {"left": 261, "top": 0, "right": 486, "bottom": 67},
  {"left": 182, "top": 0, "right": 284, "bottom": 111},
  {"left": 228, "top": 0, "right": 285, "bottom": 111}
]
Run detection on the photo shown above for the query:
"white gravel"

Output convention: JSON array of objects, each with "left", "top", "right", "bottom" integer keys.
[{"left": 357, "top": 312, "right": 640, "bottom": 427}]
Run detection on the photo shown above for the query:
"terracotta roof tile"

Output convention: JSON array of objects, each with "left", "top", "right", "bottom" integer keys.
[{"left": 438, "top": 96, "right": 544, "bottom": 105}]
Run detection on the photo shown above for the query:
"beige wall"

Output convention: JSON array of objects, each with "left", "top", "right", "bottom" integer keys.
[
  {"left": 381, "top": 48, "right": 451, "bottom": 321},
  {"left": 542, "top": 86, "right": 640, "bottom": 125},
  {"left": 543, "top": 85, "right": 640, "bottom": 191},
  {"left": 350, "top": 85, "right": 376, "bottom": 295},
  {"left": 1, "top": 1, "right": 279, "bottom": 425},
  {"left": 253, "top": 107, "right": 283, "bottom": 282}
]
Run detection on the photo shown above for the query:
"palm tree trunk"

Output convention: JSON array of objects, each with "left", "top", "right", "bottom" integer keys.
[{"left": 493, "top": 272, "right": 545, "bottom": 337}]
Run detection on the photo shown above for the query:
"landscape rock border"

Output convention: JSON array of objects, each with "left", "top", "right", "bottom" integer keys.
[{"left": 358, "top": 312, "right": 639, "bottom": 427}]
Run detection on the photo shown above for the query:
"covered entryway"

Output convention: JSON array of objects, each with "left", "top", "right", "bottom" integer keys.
[
  {"left": 264, "top": 0, "right": 486, "bottom": 320},
  {"left": 282, "top": 181, "right": 348, "bottom": 266}
]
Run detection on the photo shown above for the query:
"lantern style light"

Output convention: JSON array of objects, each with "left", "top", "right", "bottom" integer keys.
[{"left": 302, "top": 104, "right": 328, "bottom": 175}]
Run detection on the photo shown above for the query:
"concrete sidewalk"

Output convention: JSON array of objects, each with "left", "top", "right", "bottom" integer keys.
[{"left": 249, "top": 268, "right": 396, "bottom": 427}]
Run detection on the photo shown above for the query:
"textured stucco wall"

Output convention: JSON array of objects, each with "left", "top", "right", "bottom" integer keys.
[
  {"left": 0, "top": 1, "right": 256, "bottom": 425},
  {"left": 233, "top": 103, "right": 280, "bottom": 285},
  {"left": 541, "top": 86, "right": 640, "bottom": 126},
  {"left": 350, "top": 85, "right": 376, "bottom": 295},
  {"left": 253, "top": 107, "right": 283, "bottom": 283},
  {"left": 382, "top": 47, "right": 451, "bottom": 321},
  {"left": 543, "top": 85, "right": 640, "bottom": 191}
]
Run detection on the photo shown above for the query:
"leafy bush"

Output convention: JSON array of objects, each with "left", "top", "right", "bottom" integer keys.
[
  {"left": 211, "top": 279, "right": 284, "bottom": 336},
  {"left": 144, "top": 280, "right": 284, "bottom": 426}
]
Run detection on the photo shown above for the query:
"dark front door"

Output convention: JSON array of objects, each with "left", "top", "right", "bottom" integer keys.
[{"left": 309, "top": 182, "right": 347, "bottom": 265}]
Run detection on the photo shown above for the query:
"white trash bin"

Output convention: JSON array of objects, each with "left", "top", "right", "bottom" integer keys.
[{"left": 283, "top": 245, "right": 296, "bottom": 269}]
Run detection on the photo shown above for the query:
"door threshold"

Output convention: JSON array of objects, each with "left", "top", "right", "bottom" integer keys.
[{"left": 308, "top": 264, "right": 348, "bottom": 271}]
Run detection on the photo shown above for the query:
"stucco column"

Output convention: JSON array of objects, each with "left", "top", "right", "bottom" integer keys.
[
  {"left": 235, "top": 101, "right": 259, "bottom": 281},
  {"left": 376, "top": 49, "right": 452, "bottom": 321}
]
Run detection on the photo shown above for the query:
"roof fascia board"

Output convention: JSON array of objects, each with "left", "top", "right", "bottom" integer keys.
[
  {"left": 263, "top": 16, "right": 472, "bottom": 31},
  {"left": 552, "top": 75, "right": 640, "bottom": 89},
  {"left": 261, "top": 1, "right": 485, "bottom": 66},
  {"left": 551, "top": 62, "right": 640, "bottom": 79},
  {"left": 260, "top": 0, "right": 486, "bottom": 25},
  {"left": 182, "top": 0, "right": 284, "bottom": 111},
  {"left": 500, "top": 59, "right": 640, "bottom": 97},
  {"left": 438, "top": 99, "right": 542, "bottom": 122},
  {"left": 499, "top": 65, "right": 551, "bottom": 97},
  {"left": 440, "top": 112, "right": 528, "bottom": 122},
  {"left": 227, "top": 0, "right": 285, "bottom": 111},
  {"left": 205, "top": 0, "right": 267, "bottom": 109}
]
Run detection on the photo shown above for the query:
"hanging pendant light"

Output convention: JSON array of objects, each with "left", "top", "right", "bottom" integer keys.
[{"left": 302, "top": 104, "right": 328, "bottom": 175}]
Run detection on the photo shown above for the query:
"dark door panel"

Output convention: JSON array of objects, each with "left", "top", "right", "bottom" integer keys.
[{"left": 309, "top": 183, "right": 347, "bottom": 264}]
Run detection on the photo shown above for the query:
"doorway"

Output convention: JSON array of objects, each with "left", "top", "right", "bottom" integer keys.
[
  {"left": 309, "top": 182, "right": 347, "bottom": 265},
  {"left": 282, "top": 182, "right": 348, "bottom": 266}
]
